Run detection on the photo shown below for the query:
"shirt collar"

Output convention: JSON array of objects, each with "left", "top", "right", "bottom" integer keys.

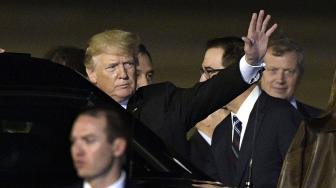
[
  {"left": 197, "top": 130, "right": 212, "bottom": 145},
  {"left": 119, "top": 99, "right": 129, "bottom": 109},
  {"left": 289, "top": 98, "right": 298, "bottom": 109},
  {"left": 234, "top": 86, "right": 261, "bottom": 125},
  {"left": 83, "top": 171, "right": 126, "bottom": 188}
]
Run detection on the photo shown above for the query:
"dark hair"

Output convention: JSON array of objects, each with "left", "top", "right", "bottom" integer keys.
[
  {"left": 45, "top": 46, "right": 86, "bottom": 75},
  {"left": 205, "top": 36, "right": 244, "bottom": 67},
  {"left": 268, "top": 33, "right": 304, "bottom": 74},
  {"left": 77, "top": 106, "right": 131, "bottom": 144},
  {"left": 138, "top": 43, "right": 152, "bottom": 63}
]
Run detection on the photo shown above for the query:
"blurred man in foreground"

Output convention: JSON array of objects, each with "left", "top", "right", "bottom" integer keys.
[{"left": 70, "top": 106, "right": 136, "bottom": 188}]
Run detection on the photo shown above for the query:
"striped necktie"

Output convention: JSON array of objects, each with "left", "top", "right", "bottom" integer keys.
[{"left": 232, "top": 115, "right": 242, "bottom": 159}]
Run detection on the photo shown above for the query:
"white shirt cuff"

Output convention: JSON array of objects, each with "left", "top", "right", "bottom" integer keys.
[{"left": 239, "top": 55, "right": 265, "bottom": 84}]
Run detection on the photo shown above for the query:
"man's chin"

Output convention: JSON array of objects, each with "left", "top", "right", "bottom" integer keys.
[
  {"left": 116, "top": 91, "right": 133, "bottom": 99},
  {"left": 271, "top": 92, "right": 287, "bottom": 99},
  {"left": 78, "top": 171, "right": 90, "bottom": 179}
]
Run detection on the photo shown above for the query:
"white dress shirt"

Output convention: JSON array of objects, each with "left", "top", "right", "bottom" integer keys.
[
  {"left": 239, "top": 55, "right": 264, "bottom": 84},
  {"left": 289, "top": 98, "right": 298, "bottom": 109},
  {"left": 120, "top": 100, "right": 128, "bottom": 109},
  {"left": 197, "top": 129, "right": 212, "bottom": 145},
  {"left": 231, "top": 86, "right": 261, "bottom": 149},
  {"left": 83, "top": 171, "right": 126, "bottom": 188}
]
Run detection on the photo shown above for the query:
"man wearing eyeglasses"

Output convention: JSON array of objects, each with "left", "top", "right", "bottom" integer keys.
[
  {"left": 260, "top": 34, "right": 322, "bottom": 119},
  {"left": 199, "top": 37, "right": 245, "bottom": 82},
  {"left": 189, "top": 36, "right": 245, "bottom": 170}
]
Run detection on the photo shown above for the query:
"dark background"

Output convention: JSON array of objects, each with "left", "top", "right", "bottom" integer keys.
[{"left": 1, "top": 0, "right": 335, "bottom": 108}]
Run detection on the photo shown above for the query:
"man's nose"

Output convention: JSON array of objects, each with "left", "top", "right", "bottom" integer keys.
[
  {"left": 116, "top": 64, "right": 128, "bottom": 79},
  {"left": 72, "top": 142, "right": 84, "bottom": 157},
  {"left": 275, "top": 71, "right": 286, "bottom": 83}
]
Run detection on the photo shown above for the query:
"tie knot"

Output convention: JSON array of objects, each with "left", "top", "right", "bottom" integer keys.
[{"left": 232, "top": 115, "right": 241, "bottom": 127}]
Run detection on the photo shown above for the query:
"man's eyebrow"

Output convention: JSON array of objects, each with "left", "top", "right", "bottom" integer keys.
[
  {"left": 82, "top": 134, "right": 96, "bottom": 139},
  {"left": 70, "top": 133, "right": 95, "bottom": 140},
  {"left": 105, "top": 62, "right": 119, "bottom": 68}
]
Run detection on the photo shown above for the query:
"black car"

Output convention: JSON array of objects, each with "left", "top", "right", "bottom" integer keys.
[{"left": 0, "top": 53, "right": 221, "bottom": 187}]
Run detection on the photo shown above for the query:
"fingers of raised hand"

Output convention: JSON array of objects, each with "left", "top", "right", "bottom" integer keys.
[
  {"left": 256, "top": 10, "right": 265, "bottom": 32},
  {"left": 248, "top": 13, "right": 257, "bottom": 37},
  {"left": 265, "top": 23, "right": 278, "bottom": 37},
  {"left": 261, "top": 14, "right": 271, "bottom": 33}
]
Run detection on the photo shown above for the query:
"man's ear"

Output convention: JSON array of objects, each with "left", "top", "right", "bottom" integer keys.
[
  {"left": 112, "top": 138, "right": 127, "bottom": 158},
  {"left": 86, "top": 68, "right": 97, "bottom": 84}
]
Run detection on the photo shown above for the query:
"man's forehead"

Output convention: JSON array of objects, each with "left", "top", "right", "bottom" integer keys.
[
  {"left": 72, "top": 115, "right": 106, "bottom": 134},
  {"left": 265, "top": 51, "right": 298, "bottom": 66},
  {"left": 93, "top": 53, "right": 134, "bottom": 63},
  {"left": 202, "top": 47, "right": 225, "bottom": 67},
  {"left": 138, "top": 55, "right": 152, "bottom": 69}
]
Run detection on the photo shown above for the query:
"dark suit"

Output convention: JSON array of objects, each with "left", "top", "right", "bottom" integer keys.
[
  {"left": 207, "top": 91, "right": 302, "bottom": 188},
  {"left": 296, "top": 100, "right": 323, "bottom": 120},
  {"left": 189, "top": 130, "right": 211, "bottom": 170},
  {"left": 127, "top": 63, "right": 250, "bottom": 159}
]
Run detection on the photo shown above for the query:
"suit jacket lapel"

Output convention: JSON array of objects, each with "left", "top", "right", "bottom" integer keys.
[
  {"left": 296, "top": 101, "right": 311, "bottom": 119},
  {"left": 211, "top": 115, "right": 236, "bottom": 184},
  {"left": 234, "top": 92, "right": 267, "bottom": 185},
  {"left": 212, "top": 116, "right": 233, "bottom": 168},
  {"left": 127, "top": 90, "right": 144, "bottom": 119}
]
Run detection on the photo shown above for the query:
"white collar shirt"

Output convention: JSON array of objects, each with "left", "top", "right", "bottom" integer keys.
[
  {"left": 197, "top": 129, "right": 212, "bottom": 145},
  {"left": 119, "top": 100, "right": 129, "bottom": 109},
  {"left": 231, "top": 86, "right": 261, "bottom": 149},
  {"left": 289, "top": 98, "right": 298, "bottom": 109},
  {"left": 83, "top": 171, "right": 126, "bottom": 188}
]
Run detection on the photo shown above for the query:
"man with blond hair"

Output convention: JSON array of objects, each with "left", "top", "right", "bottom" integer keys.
[
  {"left": 260, "top": 34, "right": 322, "bottom": 119},
  {"left": 84, "top": 10, "right": 278, "bottom": 160}
]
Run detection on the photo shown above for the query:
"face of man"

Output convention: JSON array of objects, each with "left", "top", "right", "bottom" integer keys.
[
  {"left": 71, "top": 115, "right": 115, "bottom": 180},
  {"left": 200, "top": 47, "right": 225, "bottom": 82},
  {"left": 136, "top": 53, "right": 154, "bottom": 89},
  {"left": 86, "top": 53, "right": 136, "bottom": 103},
  {"left": 260, "top": 49, "right": 301, "bottom": 100}
]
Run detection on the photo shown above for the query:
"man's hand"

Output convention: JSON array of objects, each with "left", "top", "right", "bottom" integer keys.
[
  {"left": 242, "top": 10, "right": 277, "bottom": 66},
  {"left": 0, "top": 48, "right": 5, "bottom": 53}
]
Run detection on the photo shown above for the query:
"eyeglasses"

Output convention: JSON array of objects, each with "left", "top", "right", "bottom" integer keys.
[{"left": 200, "top": 68, "right": 225, "bottom": 79}]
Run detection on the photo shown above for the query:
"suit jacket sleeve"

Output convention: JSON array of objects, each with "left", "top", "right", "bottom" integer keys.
[{"left": 176, "top": 62, "right": 250, "bottom": 130}]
